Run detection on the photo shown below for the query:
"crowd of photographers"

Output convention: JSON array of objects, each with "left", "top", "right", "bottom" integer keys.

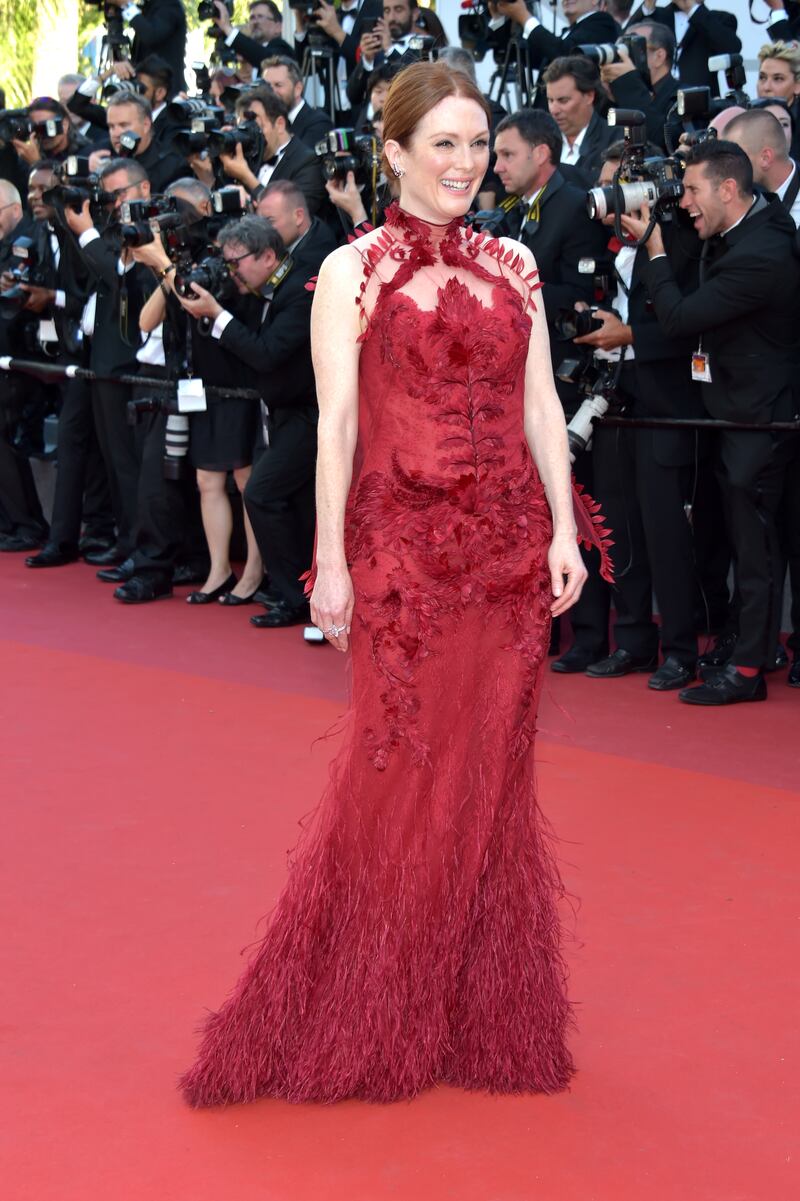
[{"left": 1, "top": 0, "right": 800, "bottom": 703}]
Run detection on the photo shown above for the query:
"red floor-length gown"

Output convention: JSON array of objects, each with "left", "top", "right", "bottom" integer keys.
[{"left": 180, "top": 203, "right": 612, "bottom": 1107}]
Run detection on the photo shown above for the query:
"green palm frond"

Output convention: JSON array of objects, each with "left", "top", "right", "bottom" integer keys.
[{"left": 0, "top": 0, "right": 72, "bottom": 107}]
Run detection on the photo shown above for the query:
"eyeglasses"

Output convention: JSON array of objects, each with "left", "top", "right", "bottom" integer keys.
[
  {"left": 109, "top": 184, "right": 138, "bottom": 202},
  {"left": 223, "top": 250, "right": 255, "bottom": 272}
]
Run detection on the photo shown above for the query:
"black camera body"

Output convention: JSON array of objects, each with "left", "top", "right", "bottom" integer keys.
[
  {"left": 315, "top": 128, "right": 378, "bottom": 189},
  {"left": 0, "top": 237, "right": 45, "bottom": 314},
  {"left": 580, "top": 34, "right": 651, "bottom": 89},
  {"left": 174, "top": 250, "right": 235, "bottom": 303},
  {"left": 586, "top": 108, "right": 684, "bottom": 226},
  {"left": 0, "top": 108, "right": 34, "bottom": 143},
  {"left": 169, "top": 100, "right": 226, "bottom": 156},
  {"left": 207, "top": 119, "right": 265, "bottom": 171}
]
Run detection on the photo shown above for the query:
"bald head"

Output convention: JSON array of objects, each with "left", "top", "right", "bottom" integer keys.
[
  {"left": 726, "top": 109, "right": 790, "bottom": 190},
  {"left": 0, "top": 178, "right": 23, "bottom": 239}
]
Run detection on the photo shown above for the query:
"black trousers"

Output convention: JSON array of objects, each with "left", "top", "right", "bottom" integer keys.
[
  {"left": 91, "top": 380, "right": 139, "bottom": 556},
  {"left": 777, "top": 435, "right": 800, "bottom": 652},
  {"left": 0, "top": 380, "right": 48, "bottom": 540},
  {"left": 717, "top": 430, "right": 793, "bottom": 669},
  {"left": 48, "top": 376, "right": 114, "bottom": 551},
  {"left": 244, "top": 407, "right": 317, "bottom": 609},
  {"left": 566, "top": 447, "right": 612, "bottom": 657},
  {"left": 129, "top": 407, "right": 208, "bottom": 578}
]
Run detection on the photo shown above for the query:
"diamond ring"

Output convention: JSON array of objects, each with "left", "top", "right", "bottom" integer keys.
[{"left": 326, "top": 624, "right": 345, "bottom": 637}]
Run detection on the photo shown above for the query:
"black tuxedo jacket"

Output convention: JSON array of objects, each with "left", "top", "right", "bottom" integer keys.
[
  {"left": 68, "top": 92, "right": 179, "bottom": 153},
  {"left": 289, "top": 102, "right": 334, "bottom": 151},
  {"left": 650, "top": 4, "right": 740, "bottom": 94},
  {"left": 0, "top": 214, "right": 36, "bottom": 360},
  {"left": 608, "top": 69, "right": 678, "bottom": 151},
  {"left": 268, "top": 136, "right": 327, "bottom": 217},
  {"left": 134, "top": 137, "right": 188, "bottom": 194},
  {"left": 230, "top": 31, "right": 297, "bottom": 68},
  {"left": 506, "top": 169, "right": 609, "bottom": 409},
  {"left": 30, "top": 220, "right": 90, "bottom": 359},
  {"left": 129, "top": 0, "right": 187, "bottom": 92},
  {"left": 521, "top": 11, "right": 621, "bottom": 71},
  {"left": 291, "top": 217, "right": 338, "bottom": 279},
  {"left": 768, "top": 6, "right": 800, "bottom": 43},
  {"left": 217, "top": 261, "right": 316, "bottom": 411},
  {"left": 563, "top": 110, "right": 624, "bottom": 189},
  {"left": 80, "top": 233, "right": 154, "bottom": 376},
  {"left": 646, "top": 197, "right": 800, "bottom": 423}
]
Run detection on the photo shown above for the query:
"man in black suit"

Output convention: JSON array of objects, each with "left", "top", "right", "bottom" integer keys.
[
  {"left": 565, "top": 142, "right": 706, "bottom": 688},
  {"left": 646, "top": 1, "right": 740, "bottom": 95},
  {"left": 177, "top": 215, "right": 320, "bottom": 627},
  {"left": 222, "top": 87, "right": 328, "bottom": 216},
  {"left": 65, "top": 57, "right": 180, "bottom": 152},
  {"left": 256, "top": 179, "right": 338, "bottom": 271},
  {"left": 261, "top": 56, "right": 334, "bottom": 150},
  {"left": 601, "top": 22, "right": 678, "bottom": 151},
  {"left": 293, "top": 0, "right": 384, "bottom": 119},
  {"left": 212, "top": 0, "right": 297, "bottom": 72},
  {"left": 105, "top": 94, "right": 185, "bottom": 193},
  {"left": 542, "top": 56, "right": 623, "bottom": 188},
  {"left": 64, "top": 158, "right": 156, "bottom": 566},
  {"left": 58, "top": 75, "right": 111, "bottom": 149},
  {"left": 625, "top": 139, "right": 800, "bottom": 703},
  {"left": 0, "top": 178, "right": 49, "bottom": 552},
  {"left": 103, "top": 0, "right": 188, "bottom": 92},
  {"left": 489, "top": 0, "right": 620, "bottom": 73}
]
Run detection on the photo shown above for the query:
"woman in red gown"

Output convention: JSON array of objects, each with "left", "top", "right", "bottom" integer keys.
[{"left": 180, "top": 62, "right": 612, "bottom": 1108}]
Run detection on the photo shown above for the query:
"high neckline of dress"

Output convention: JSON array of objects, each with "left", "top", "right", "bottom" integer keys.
[{"left": 385, "top": 201, "right": 464, "bottom": 249}]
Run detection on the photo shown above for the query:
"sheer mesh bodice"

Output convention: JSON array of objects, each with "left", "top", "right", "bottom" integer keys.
[{"left": 180, "top": 203, "right": 611, "bottom": 1108}]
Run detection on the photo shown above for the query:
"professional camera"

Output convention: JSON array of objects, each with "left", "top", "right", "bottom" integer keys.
[
  {"left": 554, "top": 306, "right": 605, "bottom": 341},
  {"left": 586, "top": 108, "right": 684, "bottom": 235},
  {"left": 0, "top": 237, "right": 44, "bottom": 314},
  {"left": 290, "top": 1, "right": 323, "bottom": 21},
  {"left": 457, "top": 1, "right": 503, "bottom": 64},
  {"left": 315, "top": 128, "right": 379, "bottom": 189},
  {"left": 210, "top": 186, "right": 247, "bottom": 217},
  {"left": 118, "top": 129, "right": 142, "bottom": 157},
  {"left": 198, "top": 0, "right": 232, "bottom": 17},
  {"left": 579, "top": 34, "right": 650, "bottom": 87},
  {"left": 41, "top": 158, "right": 114, "bottom": 214},
  {"left": 207, "top": 118, "right": 265, "bottom": 171},
  {"left": 169, "top": 98, "right": 225, "bottom": 156},
  {"left": 708, "top": 52, "right": 748, "bottom": 106},
  {"left": 406, "top": 34, "right": 437, "bottom": 63},
  {"left": 0, "top": 109, "right": 34, "bottom": 143},
  {"left": 174, "top": 249, "right": 236, "bottom": 303},
  {"left": 118, "top": 195, "right": 182, "bottom": 247}
]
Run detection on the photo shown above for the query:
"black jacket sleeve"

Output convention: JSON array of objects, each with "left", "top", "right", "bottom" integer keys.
[
  {"left": 218, "top": 283, "right": 312, "bottom": 381},
  {"left": 645, "top": 248, "right": 776, "bottom": 339},
  {"left": 67, "top": 89, "right": 108, "bottom": 131},
  {"left": 688, "top": 5, "right": 741, "bottom": 56}
]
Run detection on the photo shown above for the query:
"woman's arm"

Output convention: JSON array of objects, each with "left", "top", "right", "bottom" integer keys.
[
  {"left": 506, "top": 239, "right": 588, "bottom": 616},
  {"left": 308, "top": 243, "right": 363, "bottom": 651}
]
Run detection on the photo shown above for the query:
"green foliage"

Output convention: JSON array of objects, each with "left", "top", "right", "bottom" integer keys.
[{"left": 0, "top": 0, "right": 41, "bottom": 107}]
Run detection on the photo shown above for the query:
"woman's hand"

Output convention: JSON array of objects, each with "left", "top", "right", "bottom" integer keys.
[
  {"left": 548, "top": 529, "right": 588, "bottom": 617},
  {"left": 310, "top": 566, "right": 355, "bottom": 653}
]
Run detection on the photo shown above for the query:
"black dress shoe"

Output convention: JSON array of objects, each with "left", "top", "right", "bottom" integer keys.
[
  {"left": 250, "top": 601, "right": 311, "bottom": 628},
  {"left": 186, "top": 573, "right": 237, "bottom": 605},
  {"left": 172, "top": 563, "right": 209, "bottom": 586},
  {"left": 84, "top": 544, "right": 126, "bottom": 567},
  {"left": 698, "top": 631, "right": 737, "bottom": 672},
  {"left": 788, "top": 653, "right": 800, "bottom": 688},
  {"left": 218, "top": 587, "right": 260, "bottom": 606},
  {"left": 26, "top": 544, "right": 79, "bottom": 568},
  {"left": 114, "top": 574, "right": 173, "bottom": 604},
  {"left": 679, "top": 664, "right": 766, "bottom": 706},
  {"left": 648, "top": 657, "right": 696, "bottom": 692},
  {"left": 78, "top": 534, "right": 114, "bottom": 556},
  {"left": 97, "top": 557, "right": 135, "bottom": 583},
  {"left": 551, "top": 645, "right": 605, "bottom": 674},
  {"left": 585, "top": 649, "right": 658, "bottom": 678},
  {"left": 0, "top": 532, "right": 43, "bottom": 552}
]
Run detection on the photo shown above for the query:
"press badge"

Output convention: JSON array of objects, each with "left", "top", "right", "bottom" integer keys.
[
  {"left": 691, "top": 347, "right": 712, "bottom": 383},
  {"left": 177, "top": 378, "right": 207, "bottom": 413}
]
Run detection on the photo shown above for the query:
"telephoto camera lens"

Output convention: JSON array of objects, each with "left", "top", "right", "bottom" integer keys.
[
  {"left": 163, "top": 413, "right": 190, "bottom": 480},
  {"left": 587, "top": 179, "right": 659, "bottom": 220},
  {"left": 566, "top": 394, "right": 610, "bottom": 463}
]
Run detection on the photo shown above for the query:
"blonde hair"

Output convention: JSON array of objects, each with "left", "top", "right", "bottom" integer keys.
[{"left": 758, "top": 40, "right": 800, "bottom": 82}]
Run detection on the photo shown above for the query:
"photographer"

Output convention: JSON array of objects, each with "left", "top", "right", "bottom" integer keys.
[
  {"left": 0, "top": 178, "right": 49, "bottom": 553},
  {"left": 600, "top": 25, "right": 678, "bottom": 151},
  {"left": 68, "top": 55, "right": 179, "bottom": 151},
  {"left": 64, "top": 157, "right": 157, "bottom": 567},
  {"left": 177, "top": 215, "right": 318, "bottom": 628},
  {"left": 105, "top": 93, "right": 185, "bottom": 193},
  {"left": 542, "top": 56, "right": 622, "bottom": 187},
  {"left": 108, "top": 177, "right": 257, "bottom": 604},
  {"left": 261, "top": 56, "right": 333, "bottom": 150},
  {"left": 764, "top": 0, "right": 800, "bottom": 43},
  {"left": 563, "top": 142, "right": 707, "bottom": 688},
  {"left": 11, "top": 98, "right": 90, "bottom": 171},
  {"left": 256, "top": 180, "right": 338, "bottom": 270},
  {"left": 223, "top": 87, "right": 327, "bottom": 215},
  {"left": 101, "top": 0, "right": 188, "bottom": 92},
  {"left": 623, "top": 139, "right": 800, "bottom": 703},
  {"left": 58, "top": 75, "right": 111, "bottom": 149},
  {"left": 488, "top": 0, "right": 620, "bottom": 74},
  {"left": 293, "top": 0, "right": 384, "bottom": 89},
  {"left": 642, "top": 1, "right": 740, "bottom": 96},
  {"left": 212, "top": 1, "right": 296, "bottom": 73}
]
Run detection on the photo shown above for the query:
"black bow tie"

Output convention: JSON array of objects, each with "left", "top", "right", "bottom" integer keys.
[{"left": 265, "top": 153, "right": 280, "bottom": 167}]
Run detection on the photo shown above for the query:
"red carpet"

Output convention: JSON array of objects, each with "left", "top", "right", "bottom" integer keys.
[{"left": 1, "top": 556, "right": 798, "bottom": 1201}]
